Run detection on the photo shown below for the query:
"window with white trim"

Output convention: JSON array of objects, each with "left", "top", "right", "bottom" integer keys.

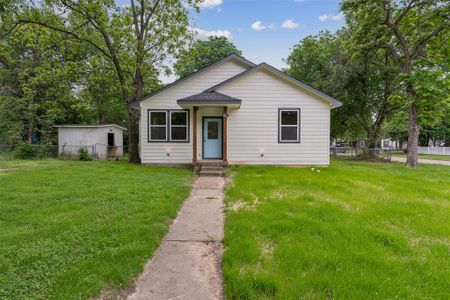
[
  {"left": 148, "top": 109, "right": 189, "bottom": 142},
  {"left": 170, "top": 111, "right": 188, "bottom": 141},
  {"left": 279, "top": 109, "right": 300, "bottom": 143}
]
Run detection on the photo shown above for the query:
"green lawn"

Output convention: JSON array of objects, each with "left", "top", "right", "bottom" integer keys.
[
  {"left": 0, "top": 160, "right": 193, "bottom": 299},
  {"left": 224, "top": 161, "right": 450, "bottom": 299},
  {"left": 392, "top": 152, "right": 450, "bottom": 161}
]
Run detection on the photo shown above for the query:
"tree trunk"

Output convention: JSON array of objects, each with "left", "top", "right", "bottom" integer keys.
[
  {"left": 406, "top": 103, "right": 419, "bottom": 167},
  {"left": 127, "top": 104, "right": 140, "bottom": 163}
]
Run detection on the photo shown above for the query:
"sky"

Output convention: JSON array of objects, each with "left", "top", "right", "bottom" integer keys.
[{"left": 117, "top": 0, "right": 345, "bottom": 82}]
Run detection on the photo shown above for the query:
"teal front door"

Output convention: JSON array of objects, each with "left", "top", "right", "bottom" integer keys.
[{"left": 203, "top": 117, "right": 222, "bottom": 159}]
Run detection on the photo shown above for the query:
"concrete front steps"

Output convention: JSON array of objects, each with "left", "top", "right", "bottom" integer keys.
[{"left": 197, "top": 161, "right": 226, "bottom": 177}]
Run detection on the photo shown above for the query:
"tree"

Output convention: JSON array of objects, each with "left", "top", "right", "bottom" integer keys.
[
  {"left": 8, "top": 0, "right": 201, "bottom": 162},
  {"left": 341, "top": 0, "right": 450, "bottom": 167},
  {"left": 0, "top": 16, "right": 85, "bottom": 144},
  {"left": 174, "top": 36, "right": 242, "bottom": 78},
  {"left": 285, "top": 30, "right": 399, "bottom": 148},
  {"left": 383, "top": 112, "right": 409, "bottom": 150}
]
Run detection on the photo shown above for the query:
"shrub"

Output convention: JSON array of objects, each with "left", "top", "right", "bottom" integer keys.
[
  {"left": 37, "top": 142, "right": 57, "bottom": 159},
  {"left": 16, "top": 142, "right": 37, "bottom": 159},
  {"left": 78, "top": 148, "right": 92, "bottom": 161}
]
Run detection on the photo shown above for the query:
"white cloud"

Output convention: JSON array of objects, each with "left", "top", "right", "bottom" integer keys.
[
  {"left": 251, "top": 21, "right": 266, "bottom": 31},
  {"left": 318, "top": 13, "right": 343, "bottom": 22},
  {"left": 251, "top": 21, "right": 275, "bottom": 31},
  {"left": 282, "top": 19, "right": 300, "bottom": 29},
  {"left": 190, "top": 27, "right": 232, "bottom": 40},
  {"left": 200, "top": 0, "right": 223, "bottom": 8}
]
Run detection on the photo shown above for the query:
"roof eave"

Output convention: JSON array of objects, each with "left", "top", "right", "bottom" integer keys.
[{"left": 177, "top": 99, "right": 242, "bottom": 109}]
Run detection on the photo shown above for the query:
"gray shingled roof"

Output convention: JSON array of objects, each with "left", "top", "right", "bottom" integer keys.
[
  {"left": 178, "top": 91, "right": 240, "bottom": 102},
  {"left": 177, "top": 91, "right": 241, "bottom": 106}
]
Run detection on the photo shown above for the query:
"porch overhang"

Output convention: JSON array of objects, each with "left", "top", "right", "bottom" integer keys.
[{"left": 177, "top": 91, "right": 241, "bottom": 109}]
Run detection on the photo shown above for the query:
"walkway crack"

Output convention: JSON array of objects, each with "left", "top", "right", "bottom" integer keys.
[{"left": 128, "top": 176, "right": 225, "bottom": 300}]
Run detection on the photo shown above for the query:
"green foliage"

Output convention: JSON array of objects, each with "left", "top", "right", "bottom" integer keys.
[
  {"left": 16, "top": 142, "right": 36, "bottom": 159},
  {"left": 174, "top": 36, "right": 242, "bottom": 78},
  {"left": 1, "top": 0, "right": 202, "bottom": 159},
  {"left": 37, "top": 142, "right": 57, "bottom": 159},
  {"left": 285, "top": 30, "right": 398, "bottom": 143},
  {"left": 341, "top": 0, "right": 450, "bottom": 164},
  {"left": 224, "top": 162, "right": 450, "bottom": 299},
  {"left": 383, "top": 112, "right": 409, "bottom": 142},
  {"left": 0, "top": 160, "right": 193, "bottom": 298},
  {"left": 78, "top": 148, "right": 92, "bottom": 161},
  {"left": 0, "top": 14, "right": 89, "bottom": 144}
]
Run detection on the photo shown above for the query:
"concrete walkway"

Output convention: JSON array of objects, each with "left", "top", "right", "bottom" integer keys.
[
  {"left": 391, "top": 156, "right": 450, "bottom": 166},
  {"left": 128, "top": 176, "right": 225, "bottom": 300}
]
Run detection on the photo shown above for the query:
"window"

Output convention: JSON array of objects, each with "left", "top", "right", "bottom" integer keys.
[
  {"left": 208, "top": 121, "right": 219, "bottom": 139},
  {"left": 279, "top": 108, "right": 300, "bottom": 143},
  {"left": 170, "top": 111, "right": 188, "bottom": 141},
  {"left": 149, "top": 111, "right": 167, "bottom": 141},
  {"left": 148, "top": 109, "right": 189, "bottom": 142}
]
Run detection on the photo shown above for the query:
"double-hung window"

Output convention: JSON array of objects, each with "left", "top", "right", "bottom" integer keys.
[
  {"left": 170, "top": 111, "right": 188, "bottom": 142},
  {"left": 148, "top": 109, "right": 189, "bottom": 142},
  {"left": 279, "top": 108, "right": 300, "bottom": 143},
  {"left": 149, "top": 110, "right": 167, "bottom": 141}
]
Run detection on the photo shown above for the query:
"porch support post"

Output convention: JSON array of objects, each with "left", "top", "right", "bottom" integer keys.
[
  {"left": 193, "top": 106, "right": 198, "bottom": 164},
  {"left": 223, "top": 106, "right": 228, "bottom": 163}
]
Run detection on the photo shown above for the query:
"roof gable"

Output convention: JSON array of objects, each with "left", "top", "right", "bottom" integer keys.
[
  {"left": 205, "top": 63, "right": 342, "bottom": 108},
  {"left": 132, "top": 54, "right": 255, "bottom": 107}
]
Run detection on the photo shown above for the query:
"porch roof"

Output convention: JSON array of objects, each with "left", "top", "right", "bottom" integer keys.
[{"left": 177, "top": 91, "right": 241, "bottom": 108}]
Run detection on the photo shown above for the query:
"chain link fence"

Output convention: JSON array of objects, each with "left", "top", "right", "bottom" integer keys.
[
  {"left": 331, "top": 147, "right": 392, "bottom": 162},
  {"left": 0, "top": 144, "right": 128, "bottom": 160}
]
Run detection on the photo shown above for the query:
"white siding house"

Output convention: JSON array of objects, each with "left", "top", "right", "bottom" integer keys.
[
  {"left": 133, "top": 55, "right": 341, "bottom": 166},
  {"left": 56, "top": 125, "right": 125, "bottom": 159}
]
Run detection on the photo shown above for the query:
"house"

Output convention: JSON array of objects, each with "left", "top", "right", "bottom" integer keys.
[
  {"left": 55, "top": 124, "right": 126, "bottom": 159},
  {"left": 132, "top": 54, "right": 341, "bottom": 166}
]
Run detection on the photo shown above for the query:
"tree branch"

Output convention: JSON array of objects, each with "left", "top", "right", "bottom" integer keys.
[
  {"left": 382, "top": 0, "right": 410, "bottom": 58},
  {"left": 15, "top": 19, "right": 112, "bottom": 60},
  {"left": 411, "top": 22, "right": 449, "bottom": 59},
  {"left": 142, "top": 0, "right": 162, "bottom": 41}
]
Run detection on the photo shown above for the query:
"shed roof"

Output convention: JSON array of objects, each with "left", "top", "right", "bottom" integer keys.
[{"left": 54, "top": 124, "right": 127, "bottom": 131}]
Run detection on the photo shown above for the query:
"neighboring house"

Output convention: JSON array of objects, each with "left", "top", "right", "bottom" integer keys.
[
  {"left": 132, "top": 54, "right": 341, "bottom": 165},
  {"left": 55, "top": 124, "right": 126, "bottom": 159}
]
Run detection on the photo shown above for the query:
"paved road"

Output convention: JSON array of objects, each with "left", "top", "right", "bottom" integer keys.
[
  {"left": 391, "top": 156, "right": 450, "bottom": 166},
  {"left": 128, "top": 176, "right": 225, "bottom": 300}
]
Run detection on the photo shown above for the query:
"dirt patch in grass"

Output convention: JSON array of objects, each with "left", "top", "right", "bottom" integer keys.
[
  {"left": 223, "top": 161, "right": 450, "bottom": 299},
  {"left": 228, "top": 197, "right": 260, "bottom": 212}
]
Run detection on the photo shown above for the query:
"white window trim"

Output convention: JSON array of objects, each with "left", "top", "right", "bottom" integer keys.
[
  {"left": 279, "top": 108, "right": 300, "bottom": 143},
  {"left": 170, "top": 110, "right": 189, "bottom": 142},
  {"left": 149, "top": 110, "right": 168, "bottom": 142}
]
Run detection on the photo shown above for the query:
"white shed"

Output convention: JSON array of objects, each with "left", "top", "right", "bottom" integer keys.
[{"left": 55, "top": 124, "right": 126, "bottom": 159}]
